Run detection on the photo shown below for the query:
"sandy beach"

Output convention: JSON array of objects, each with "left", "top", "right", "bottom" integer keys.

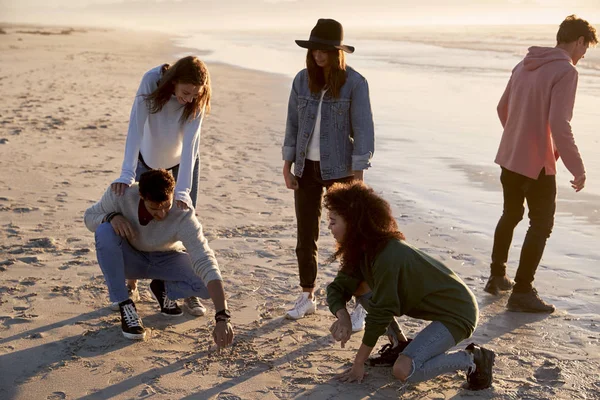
[{"left": 1, "top": 26, "right": 599, "bottom": 400}]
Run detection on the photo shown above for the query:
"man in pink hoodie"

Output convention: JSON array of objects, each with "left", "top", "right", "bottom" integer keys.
[{"left": 485, "top": 15, "right": 597, "bottom": 313}]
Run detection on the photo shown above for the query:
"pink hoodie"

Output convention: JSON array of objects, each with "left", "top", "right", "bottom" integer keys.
[{"left": 495, "top": 46, "right": 585, "bottom": 179}]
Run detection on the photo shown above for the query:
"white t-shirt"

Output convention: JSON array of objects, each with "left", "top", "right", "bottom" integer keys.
[
  {"left": 306, "top": 88, "right": 328, "bottom": 161},
  {"left": 113, "top": 66, "right": 204, "bottom": 209}
]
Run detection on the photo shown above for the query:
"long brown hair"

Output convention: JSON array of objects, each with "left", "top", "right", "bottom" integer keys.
[
  {"left": 306, "top": 49, "right": 346, "bottom": 98},
  {"left": 145, "top": 56, "right": 211, "bottom": 124},
  {"left": 324, "top": 181, "right": 405, "bottom": 277}
]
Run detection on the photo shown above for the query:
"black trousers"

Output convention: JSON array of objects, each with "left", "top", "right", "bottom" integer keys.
[
  {"left": 294, "top": 160, "right": 353, "bottom": 288},
  {"left": 490, "top": 167, "right": 556, "bottom": 292}
]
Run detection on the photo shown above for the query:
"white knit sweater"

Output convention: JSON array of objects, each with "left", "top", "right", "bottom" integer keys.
[
  {"left": 113, "top": 66, "right": 204, "bottom": 209},
  {"left": 84, "top": 184, "right": 222, "bottom": 284}
]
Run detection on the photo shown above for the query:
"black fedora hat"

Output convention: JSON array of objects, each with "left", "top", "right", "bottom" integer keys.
[{"left": 295, "top": 19, "right": 355, "bottom": 54}]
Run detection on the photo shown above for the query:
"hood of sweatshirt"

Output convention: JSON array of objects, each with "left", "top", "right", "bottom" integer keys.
[{"left": 523, "top": 46, "right": 573, "bottom": 71}]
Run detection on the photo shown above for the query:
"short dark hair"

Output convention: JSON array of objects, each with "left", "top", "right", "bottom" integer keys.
[
  {"left": 138, "top": 169, "right": 175, "bottom": 203},
  {"left": 557, "top": 15, "right": 598, "bottom": 45}
]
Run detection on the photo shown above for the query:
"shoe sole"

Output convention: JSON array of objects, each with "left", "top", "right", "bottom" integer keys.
[
  {"left": 484, "top": 285, "right": 513, "bottom": 296},
  {"left": 122, "top": 330, "right": 146, "bottom": 340},
  {"left": 285, "top": 307, "right": 316, "bottom": 320},
  {"left": 150, "top": 290, "right": 184, "bottom": 317},
  {"left": 352, "top": 325, "right": 365, "bottom": 332}
]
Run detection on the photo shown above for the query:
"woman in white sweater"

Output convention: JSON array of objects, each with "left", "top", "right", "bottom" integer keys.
[
  {"left": 112, "top": 55, "right": 210, "bottom": 210},
  {"left": 111, "top": 55, "right": 211, "bottom": 315}
]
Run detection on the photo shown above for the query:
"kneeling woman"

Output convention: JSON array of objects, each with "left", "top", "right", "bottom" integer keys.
[{"left": 325, "top": 181, "right": 494, "bottom": 390}]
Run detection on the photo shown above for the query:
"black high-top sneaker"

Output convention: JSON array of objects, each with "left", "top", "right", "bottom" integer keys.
[
  {"left": 150, "top": 279, "right": 183, "bottom": 317},
  {"left": 119, "top": 299, "right": 146, "bottom": 340}
]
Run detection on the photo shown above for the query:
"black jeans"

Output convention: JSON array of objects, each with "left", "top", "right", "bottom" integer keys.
[
  {"left": 294, "top": 160, "right": 353, "bottom": 289},
  {"left": 491, "top": 167, "right": 556, "bottom": 292}
]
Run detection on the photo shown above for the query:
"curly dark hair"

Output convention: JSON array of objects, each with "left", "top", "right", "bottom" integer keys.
[
  {"left": 557, "top": 15, "right": 598, "bottom": 45},
  {"left": 324, "top": 181, "right": 405, "bottom": 277},
  {"left": 138, "top": 169, "right": 175, "bottom": 203}
]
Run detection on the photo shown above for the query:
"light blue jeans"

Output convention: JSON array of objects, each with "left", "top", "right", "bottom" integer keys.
[
  {"left": 95, "top": 222, "right": 210, "bottom": 304},
  {"left": 402, "top": 321, "right": 474, "bottom": 383}
]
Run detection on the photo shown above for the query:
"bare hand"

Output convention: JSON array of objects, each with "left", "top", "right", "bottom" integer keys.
[
  {"left": 175, "top": 200, "right": 189, "bottom": 210},
  {"left": 330, "top": 312, "right": 352, "bottom": 348},
  {"left": 570, "top": 174, "right": 586, "bottom": 192},
  {"left": 111, "top": 182, "right": 130, "bottom": 196},
  {"left": 213, "top": 321, "right": 234, "bottom": 349},
  {"left": 110, "top": 215, "right": 136, "bottom": 241},
  {"left": 337, "top": 364, "right": 366, "bottom": 383},
  {"left": 283, "top": 170, "right": 299, "bottom": 190},
  {"left": 352, "top": 170, "right": 364, "bottom": 181}
]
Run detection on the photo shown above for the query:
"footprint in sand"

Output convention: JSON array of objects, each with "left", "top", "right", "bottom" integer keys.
[
  {"left": 0, "top": 259, "right": 16, "bottom": 271},
  {"left": 46, "top": 392, "right": 67, "bottom": 400},
  {"left": 534, "top": 360, "right": 564, "bottom": 384},
  {"left": 17, "top": 256, "right": 41, "bottom": 265},
  {"left": 19, "top": 277, "right": 41, "bottom": 286},
  {"left": 12, "top": 206, "right": 40, "bottom": 213},
  {"left": 26, "top": 237, "right": 57, "bottom": 250},
  {"left": 217, "top": 392, "right": 242, "bottom": 400}
]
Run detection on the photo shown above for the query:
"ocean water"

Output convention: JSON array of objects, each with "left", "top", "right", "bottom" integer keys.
[{"left": 177, "top": 27, "right": 600, "bottom": 304}]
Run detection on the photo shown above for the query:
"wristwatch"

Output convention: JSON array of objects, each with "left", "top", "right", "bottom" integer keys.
[{"left": 215, "top": 309, "right": 231, "bottom": 323}]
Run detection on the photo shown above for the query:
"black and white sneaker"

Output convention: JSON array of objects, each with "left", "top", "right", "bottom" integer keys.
[
  {"left": 150, "top": 279, "right": 183, "bottom": 317},
  {"left": 119, "top": 299, "right": 146, "bottom": 340}
]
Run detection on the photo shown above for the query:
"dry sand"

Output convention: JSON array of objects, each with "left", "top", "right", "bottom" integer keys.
[{"left": 0, "top": 26, "right": 599, "bottom": 399}]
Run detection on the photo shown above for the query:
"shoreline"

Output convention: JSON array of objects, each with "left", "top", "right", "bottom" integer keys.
[{"left": 1, "top": 26, "right": 599, "bottom": 399}]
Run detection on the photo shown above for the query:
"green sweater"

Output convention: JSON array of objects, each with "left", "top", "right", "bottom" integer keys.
[{"left": 327, "top": 239, "right": 478, "bottom": 347}]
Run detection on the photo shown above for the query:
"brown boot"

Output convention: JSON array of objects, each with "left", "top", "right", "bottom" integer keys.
[
  {"left": 507, "top": 288, "right": 555, "bottom": 313},
  {"left": 483, "top": 275, "right": 514, "bottom": 295}
]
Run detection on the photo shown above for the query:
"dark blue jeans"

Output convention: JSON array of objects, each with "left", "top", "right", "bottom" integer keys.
[{"left": 490, "top": 167, "right": 556, "bottom": 292}]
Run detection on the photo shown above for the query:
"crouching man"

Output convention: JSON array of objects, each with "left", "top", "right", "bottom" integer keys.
[{"left": 84, "top": 169, "right": 234, "bottom": 346}]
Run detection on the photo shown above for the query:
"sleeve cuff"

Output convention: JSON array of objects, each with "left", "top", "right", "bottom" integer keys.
[
  {"left": 328, "top": 302, "right": 346, "bottom": 317},
  {"left": 174, "top": 191, "right": 194, "bottom": 210},
  {"left": 203, "top": 270, "right": 223, "bottom": 284},
  {"left": 361, "top": 329, "right": 380, "bottom": 347},
  {"left": 352, "top": 152, "right": 373, "bottom": 171},
  {"left": 282, "top": 146, "right": 296, "bottom": 161},
  {"left": 113, "top": 176, "right": 135, "bottom": 186}
]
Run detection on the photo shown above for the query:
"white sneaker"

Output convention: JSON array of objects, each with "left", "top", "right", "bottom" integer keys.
[
  {"left": 110, "top": 285, "right": 141, "bottom": 311},
  {"left": 286, "top": 292, "right": 317, "bottom": 320},
  {"left": 184, "top": 297, "right": 207, "bottom": 316},
  {"left": 351, "top": 303, "right": 367, "bottom": 332}
]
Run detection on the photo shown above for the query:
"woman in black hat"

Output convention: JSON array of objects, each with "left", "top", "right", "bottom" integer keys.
[{"left": 282, "top": 19, "right": 375, "bottom": 322}]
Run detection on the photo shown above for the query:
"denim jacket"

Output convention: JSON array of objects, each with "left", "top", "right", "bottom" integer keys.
[{"left": 283, "top": 66, "right": 375, "bottom": 180}]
